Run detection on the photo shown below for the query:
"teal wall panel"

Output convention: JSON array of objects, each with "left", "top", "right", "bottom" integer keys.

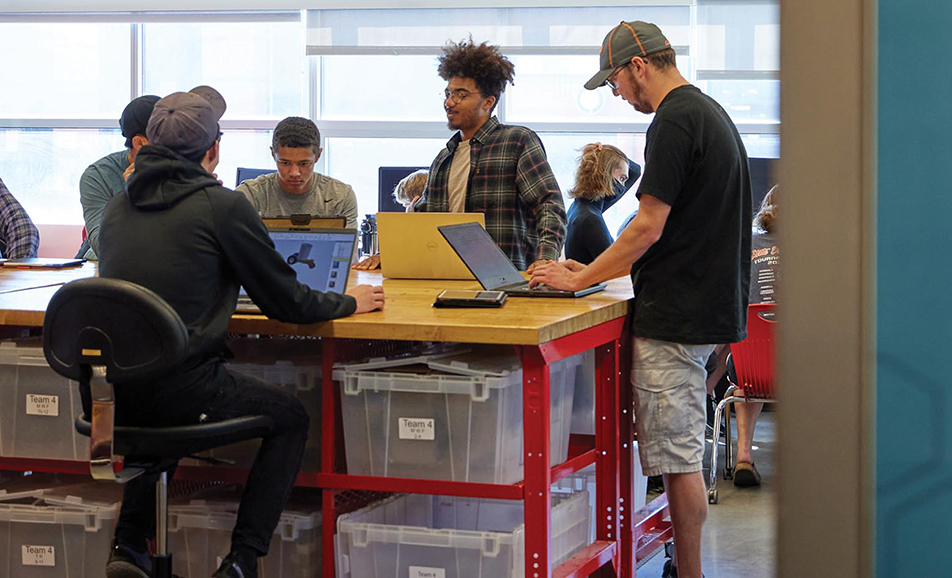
[{"left": 877, "top": 0, "right": 952, "bottom": 574}]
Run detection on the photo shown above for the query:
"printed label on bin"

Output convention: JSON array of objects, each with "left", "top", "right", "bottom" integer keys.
[
  {"left": 410, "top": 566, "right": 445, "bottom": 578},
  {"left": 399, "top": 418, "right": 435, "bottom": 440},
  {"left": 25, "top": 394, "right": 59, "bottom": 417},
  {"left": 22, "top": 545, "right": 55, "bottom": 566}
]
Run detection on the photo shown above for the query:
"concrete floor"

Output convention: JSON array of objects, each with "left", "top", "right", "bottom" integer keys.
[{"left": 636, "top": 411, "right": 777, "bottom": 578}]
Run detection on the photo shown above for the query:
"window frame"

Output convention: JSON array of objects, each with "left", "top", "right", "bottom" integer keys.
[{"left": 0, "top": 4, "right": 780, "bottom": 224}]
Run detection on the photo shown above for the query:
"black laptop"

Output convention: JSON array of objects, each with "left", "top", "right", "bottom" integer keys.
[{"left": 438, "top": 222, "right": 606, "bottom": 298}]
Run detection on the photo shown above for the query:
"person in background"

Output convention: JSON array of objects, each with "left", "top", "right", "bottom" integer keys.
[
  {"left": 563, "top": 143, "right": 641, "bottom": 265},
  {"left": 393, "top": 169, "right": 428, "bottom": 210},
  {"left": 236, "top": 117, "right": 358, "bottom": 229},
  {"left": 98, "top": 87, "right": 384, "bottom": 578},
  {"left": 706, "top": 184, "right": 779, "bottom": 488},
  {"left": 529, "top": 21, "right": 751, "bottom": 578},
  {"left": 0, "top": 177, "right": 40, "bottom": 259},
  {"left": 76, "top": 94, "right": 160, "bottom": 260},
  {"left": 415, "top": 37, "right": 566, "bottom": 271}
]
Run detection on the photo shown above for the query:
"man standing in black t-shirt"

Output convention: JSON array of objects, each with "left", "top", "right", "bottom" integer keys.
[{"left": 530, "top": 21, "right": 751, "bottom": 578}]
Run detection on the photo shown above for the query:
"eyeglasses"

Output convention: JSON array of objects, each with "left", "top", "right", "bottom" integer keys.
[
  {"left": 442, "top": 88, "right": 481, "bottom": 105},
  {"left": 604, "top": 63, "right": 630, "bottom": 91}
]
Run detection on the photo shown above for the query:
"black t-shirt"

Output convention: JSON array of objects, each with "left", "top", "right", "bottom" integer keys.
[
  {"left": 631, "top": 85, "right": 752, "bottom": 344},
  {"left": 750, "top": 230, "right": 778, "bottom": 304}
]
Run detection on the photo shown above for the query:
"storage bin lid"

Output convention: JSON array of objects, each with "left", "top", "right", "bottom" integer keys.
[
  {"left": 333, "top": 345, "right": 465, "bottom": 372},
  {"left": 0, "top": 482, "right": 120, "bottom": 530},
  {"left": 169, "top": 486, "right": 320, "bottom": 541},
  {"left": 426, "top": 347, "right": 521, "bottom": 378},
  {"left": 39, "top": 481, "right": 124, "bottom": 513},
  {"left": 0, "top": 340, "right": 51, "bottom": 367},
  {"left": 0, "top": 473, "right": 65, "bottom": 502}
]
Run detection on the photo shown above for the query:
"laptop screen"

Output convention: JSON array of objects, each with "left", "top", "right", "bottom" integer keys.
[
  {"left": 241, "top": 229, "right": 355, "bottom": 297},
  {"left": 236, "top": 167, "right": 275, "bottom": 188},
  {"left": 438, "top": 222, "right": 525, "bottom": 290}
]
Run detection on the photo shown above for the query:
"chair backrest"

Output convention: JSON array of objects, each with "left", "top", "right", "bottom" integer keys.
[
  {"left": 729, "top": 303, "right": 776, "bottom": 399},
  {"left": 43, "top": 278, "right": 189, "bottom": 383}
]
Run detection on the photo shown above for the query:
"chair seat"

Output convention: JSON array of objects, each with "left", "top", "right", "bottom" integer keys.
[{"left": 75, "top": 415, "right": 275, "bottom": 459}]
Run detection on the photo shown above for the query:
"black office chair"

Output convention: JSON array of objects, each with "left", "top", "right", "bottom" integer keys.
[{"left": 43, "top": 278, "right": 274, "bottom": 578}]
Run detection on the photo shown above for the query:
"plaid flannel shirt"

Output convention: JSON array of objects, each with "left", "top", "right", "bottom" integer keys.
[
  {"left": 0, "top": 178, "right": 39, "bottom": 259},
  {"left": 417, "top": 116, "right": 566, "bottom": 270}
]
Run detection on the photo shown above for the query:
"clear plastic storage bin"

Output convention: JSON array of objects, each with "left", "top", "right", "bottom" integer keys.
[
  {"left": 570, "top": 349, "right": 596, "bottom": 435},
  {"left": 0, "top": 480, "right": 121, "bottom": 578},
  {"left": 551, "top": 442, "right": 648, "bottom": 543},
  {"left": 187, "top": 337, "right": 322, "bottom": 470},
  {"left": 336, "top": 490, "right": 590, "bottom": 578},
  {"left": 334, "top": 347, "right": 582, "bottom": 484},
  {"left": 167, "top": 487, "right": 321, "bottom": 577},
  {"left": 0, "top": 341, "right": 87, "bottom": 461}
]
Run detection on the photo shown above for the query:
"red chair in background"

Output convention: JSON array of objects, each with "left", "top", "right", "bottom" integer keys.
[{"left": 708, "top": 302, "right": 776, "bottom": 504}]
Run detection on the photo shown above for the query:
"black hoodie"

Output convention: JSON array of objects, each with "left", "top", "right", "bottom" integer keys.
[{"left": 99, "top": 145, "right": 356, "bottom": 406}]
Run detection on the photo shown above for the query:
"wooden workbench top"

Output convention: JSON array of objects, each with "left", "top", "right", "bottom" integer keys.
[{"left": 0, "top": 265, "right": 633, "bottom": 345}]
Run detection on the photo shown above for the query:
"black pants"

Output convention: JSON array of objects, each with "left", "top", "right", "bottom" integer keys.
[{"left": 113, "top": 365, "right": 309, "bottom": 556}]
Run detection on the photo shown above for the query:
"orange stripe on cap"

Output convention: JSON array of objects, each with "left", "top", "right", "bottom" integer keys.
[
  {"left": 620, "top": 21, "right": 646, "bottom": 56},
  {"left": 606, "top": 24, "right": 620, "bottom": 67}
]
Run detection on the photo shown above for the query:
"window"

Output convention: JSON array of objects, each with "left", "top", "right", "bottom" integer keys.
[
  {"left": 217, "top": 130, "right": 282, "bottom": 190},
  {"left": 696, "top": 1, "right": 780, "bottom": 125},
  {"left": 320, "top": 56, "right": 445, "bottom": 122},
  {"left": 0, "top": 129, "right": 124, "bottom": 224},
  {"left": 0, "top": 12, "right": 304, "bottom": 227},
  {"left": 324, "top": 137, "right": 446, "bottom": 216},
  {"left": 0, "top": 23, "right": 131, "bottom": 119},
  {"left": 1, "top": 4, "right": 780, "bottom": 231},
  {"left": 505, "top": 55, "right": 692, "bottom": 125},
  {"left": 142, "top": 21, "right": 305, "bottom": 120},
  {"left": 696, "top": 79, "right": 780, "bottom": 124}
]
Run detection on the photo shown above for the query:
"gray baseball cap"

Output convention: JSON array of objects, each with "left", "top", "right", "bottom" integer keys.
[
  {"left": 146, "top": 86, "right": 226, "bottom": 160},
  {"left": 584, "top": 21, "right": 672, "bottom": 90}
]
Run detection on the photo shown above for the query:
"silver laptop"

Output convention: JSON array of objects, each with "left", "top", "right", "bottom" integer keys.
[
  {"left": 438, "top": 222, "right": 606, "bottom": 298},
  {"left": 236, "top": 227, "right": 357, "bottom": 314}
]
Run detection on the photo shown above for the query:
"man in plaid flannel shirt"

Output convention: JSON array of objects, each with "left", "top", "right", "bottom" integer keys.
[
  {"left": 0, "top": 177, "right": 39, "bottom": 259},
  {"left": 418, "top": 38, "right": 566, "bottom": 271}
]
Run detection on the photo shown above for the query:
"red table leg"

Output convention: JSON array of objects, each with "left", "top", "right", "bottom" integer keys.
[
  {"left": 618, "top": 331, "right": 635, "bottom": 577},
  {"left": 594, "top": 339, "right": 621, "bottom": 577},
  {"left": 519, "top": 346, "right": 552, "bottom": 578}
]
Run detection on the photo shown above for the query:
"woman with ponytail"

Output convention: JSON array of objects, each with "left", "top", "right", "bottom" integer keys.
[{"left": 564, "top": 143, "right": 641, "bottom": 264}]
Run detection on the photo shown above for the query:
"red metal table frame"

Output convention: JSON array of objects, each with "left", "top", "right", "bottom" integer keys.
[
  {"left": 0, "top": 320, "right": 671, "bottom": 578},
  {"left": 314, "top": 316, "right": 663, "bottom": 578}
]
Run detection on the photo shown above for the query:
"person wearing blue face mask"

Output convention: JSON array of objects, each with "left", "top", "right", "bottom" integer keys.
[{"left": 563, "top": 143, "right": 641, "bottom": 265}]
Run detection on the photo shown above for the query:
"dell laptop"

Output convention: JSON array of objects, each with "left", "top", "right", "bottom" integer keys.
[
  {"left": 439, "top": 222, "right": 606, "bottom": 298},
  {"left": 235, "top": 227, "right": 357, "bottom": 314},
  {"left": 377, "top": 212, "right": 486, "bottom": 280}
]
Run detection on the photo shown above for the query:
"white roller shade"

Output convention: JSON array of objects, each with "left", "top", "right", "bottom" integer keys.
[
  {"left": 305, "top": 5, "right": 692, "bottom": 55},
  {"left": 1, "top": 1, "right": 689, "bottom": 13}
]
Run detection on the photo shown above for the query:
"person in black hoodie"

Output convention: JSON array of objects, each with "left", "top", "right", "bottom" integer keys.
[
  {"left": 563, "top": 143, "right": 641, "bottom": 265},
  {"left": 98, "top": 87, "right": 384, "bottom": 578}
]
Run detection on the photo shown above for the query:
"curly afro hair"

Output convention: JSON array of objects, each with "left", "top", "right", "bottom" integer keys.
[{"left": 438, "top": 37, "right": 515, "bottom": 112}]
